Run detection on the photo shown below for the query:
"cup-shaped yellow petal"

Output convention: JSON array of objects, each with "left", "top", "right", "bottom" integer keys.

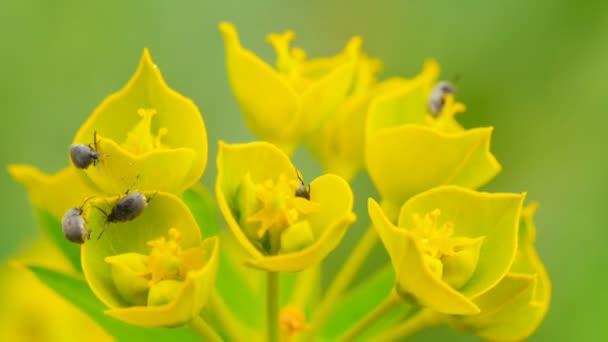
[
  {"left": 8, "top": 164, "right": 101, "bottom": 220},
  {"left": 306, "top": 55, "right": 406, "bottom": 182},
  {"left": 72, "top": 49, "right": 207, "bottom": 194},
  {"left": 82, "top": 192, "right": 218, "bottom": 328},
  {"left": 369, "top": 186, "right": 524, "bottom": 315},
  {"left": 448, "top": 203, "right": 551, "bottom": 341},
  {"left": 216, "top": 141, "right": 355, "bottom": 272},
  {"left": 365, "top": 59, "right": 462, "bottom": 137},
  {"left": 366, "top": 125, "right": 501, "bottom": 208},
  {"left": 219, "top": 22, "right": 360, "bottom": 154}
]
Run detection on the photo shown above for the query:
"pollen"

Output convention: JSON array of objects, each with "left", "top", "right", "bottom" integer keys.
[
  {"left": 410, "top": 209, "right": 484, "bottom": 286},
  {"left": 411, "top": 209, "right": 456, "bottom": 259},
  {"left": 122, "top": 108, "right": 170, "bottom": 154},
  {"left": 247, "top": 174, "right": 319, "bottom": 239},
  {"left": 143, "top": 228, "right": 204, "bottom": 286}
]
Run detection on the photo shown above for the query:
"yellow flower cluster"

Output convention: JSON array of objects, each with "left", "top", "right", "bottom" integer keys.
[{"left": 6, "top": 21, "right": 550, "bottom": 342}]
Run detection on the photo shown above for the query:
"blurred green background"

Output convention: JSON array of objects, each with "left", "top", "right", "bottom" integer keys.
[{"left": 1, "top": 0, "right": 606, "bottom": 340}]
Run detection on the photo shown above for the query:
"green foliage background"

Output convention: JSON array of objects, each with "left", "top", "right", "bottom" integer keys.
[{"left": 0, "top": 0, "right": 606, "bottom": 340}]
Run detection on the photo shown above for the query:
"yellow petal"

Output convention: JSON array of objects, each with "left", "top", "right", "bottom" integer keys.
[
  {"left": 365, "top": 59, "right": 440, "bottom": 137},
  {"left": 83, "top": 135, "right": 196, "bottom": 195},
  {"left": 219, "top": 22, "right": 299, "bottom": 150},
  {"left": 73, "top": 48, "right": 207, "bottom": 194},
  {"left": 8, "top": 164, "right": 101, "bottom": 220},
  {"left": 295, "top": 37, "right": 361, "bottom": 135},
  {"left": 366, "top": 125, "right": 501, "bottom": 207},
  {"left": 105, "top": 253, "right": 150, "bottom": 306},
  {"left": 450, "top": 273, "right": 546, "bottom": 341}
]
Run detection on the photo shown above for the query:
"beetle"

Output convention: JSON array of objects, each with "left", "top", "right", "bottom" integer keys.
[
  {"left": 61, "top": 196, "right": 95, "bottom": 244},
  {"left": 70, "top": 131, "right": 100, "bottom": 169},
  {"left": 427, "top": 81, "right": 455, "bottom": 116},
  {"left": 96, "top": 177, "right": 152, "bottom": 239}
]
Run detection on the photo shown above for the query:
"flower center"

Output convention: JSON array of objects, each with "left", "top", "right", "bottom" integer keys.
[
  {"left": 410, "top": 209, "right": 484, "bottom": 288},
  {"left": 247, "top": 174, "right": 319, "bottom": 240},
  {"left": 411, "top": 209, "right": 456, "bottom": 259},
  {"left": 145, "top": 228, "right": 183, "bottom": 285},
  {"left": 122, "top": 108, "right": 169, "bottom": 154}
]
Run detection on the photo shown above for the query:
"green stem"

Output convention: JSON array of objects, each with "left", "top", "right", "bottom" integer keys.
[
  {"left": 190, "top": 315, "right": 222, "bottom": 342},
  {"left": 337, "top": 291, "right": 402, "bottom": 342},
  {"left": 267, "top": 271, "right": 280, "bottom": 342},
  {"left": 373, "top": 309, "right": 443, "bottom": 341},
  {"left": 208, "top": 291, "right": 248, "bottom": 341},
  {"left": 307, "top": 226, "right": 379, "bottom": 339}
]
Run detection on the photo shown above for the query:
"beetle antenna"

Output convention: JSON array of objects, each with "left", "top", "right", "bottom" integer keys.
[
  {"left": 125, "top": 175, "right": 140, "bottom": 194},
  {"left": 295, "top": 167, "right": 304, "bottom": 184},
  {"left": 78, "top": 196, "right": 96, "bottom": 211},
  {"left": 97, "top": 222, "right": 108, "bottom": 240},
  {"left": 94, "top": 206, "right": 108, "bottom": 217},
  {"left": 93, "top": 131, "right": 98, "bottom": 150}
]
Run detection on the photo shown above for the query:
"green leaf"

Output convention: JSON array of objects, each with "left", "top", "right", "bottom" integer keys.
[
  {"left": 322, "top": 265, "right": 407, "bottom": 340},
  {"left": 182, "top": 183, "right": 219, "bottom": 237},
  {"left": 36, "top": 209, "right": 82, "bottom": 273},
  {"left": 27, "top": 265, "right": 200, "bottom": 341}
]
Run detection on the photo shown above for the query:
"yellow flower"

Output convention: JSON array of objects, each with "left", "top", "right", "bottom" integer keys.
[
  {"left": 72, "top": 49, "right": 207, "bottom": 195},
  {"left": 306, "top": 55, "right": 407, "bottom": 182},
  {"left": 216, "top": 141, "right": 356, "bottom": 272},
  {"left": 448, "top": 203, "right": 551, "bottom": 340},
  {"left": 219, "top": 22, "right": 361, "bottom": 154},
  {"left": 0, "top": 239, "right": 111, "bottom": 342},
  {"left": 365, "top": 60, "right": 500, "bottom": 209},
  {"left": 7, "top": 164, "right": 101, "bottom": 221},
  {"left": 369, "top": 186, "right": 524, "bottom": 315},
  {"left": 81, "top": 192, "right": 219, "bottom": 327}
]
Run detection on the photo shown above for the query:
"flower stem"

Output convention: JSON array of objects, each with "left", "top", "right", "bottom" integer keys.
[
  {"left": 267, "top": 271, "right": 280, "bottom": 342},
  {"left": 190, "top": 315, "right": 222, "bottom": 342},
  {"left": 307, "top": 225, "right": 379, "bottom": 339},
  {"left": 337, "top": 291, "right": 402, "bottom": 342},
  {"left": 373, "top": 309, "right": 443, "bottom": 341},
  {"left": 209, "top": 291, "right": 249, "bottom": 341}
]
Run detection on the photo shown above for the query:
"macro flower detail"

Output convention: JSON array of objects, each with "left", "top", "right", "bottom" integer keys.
[
  {"left": 216, "top": 141, "right": 355, "bottom": 272},
  {"left": 369, "top": 186, "right": 524, "bottom": 315},
  {"left": 72, "top": 48, "right": 208, "bottom": 195},
  {"left": 365, "top": 60, "right": 501, "bottom": 209},
  {"left": 219, "top": 22, "right": 361, "bottom": 154},
  {"left": 7, "top": 165, "right": 101, "bottom": 220},
  {"left": 306, "top": 55, "right": 406, "bottom": 182},
  {"left": 448, "top": 203, "right": 551, "bottom": 340},
  {"left": 82, "top": 192, "right": 219, "bottom": 328}
]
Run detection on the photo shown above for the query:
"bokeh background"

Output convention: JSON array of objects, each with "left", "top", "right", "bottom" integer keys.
[{"left": 1, "top": 0, "right": 606, "bottom": 340}]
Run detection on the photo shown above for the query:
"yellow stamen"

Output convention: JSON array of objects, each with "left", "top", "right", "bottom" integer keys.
[
  {"left": 144, "top": 228, "right": 203, "bottom": 286},
  {"left": 247, "top": 174, "right": 319, "bottom": 239},
  {"left": 410, "top": 209, "right": 484, "bottom": 286},
  {"left": 122, "top": 108, "right": 170, "bottom": 154}
]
